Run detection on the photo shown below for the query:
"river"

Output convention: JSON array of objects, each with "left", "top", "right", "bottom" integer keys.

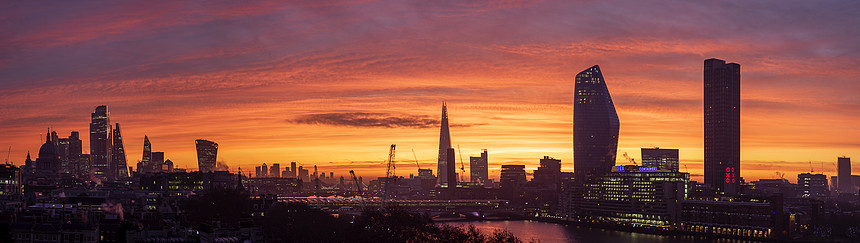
[{"left": 441, "top": 220, "right": 765, "bottom": 243}]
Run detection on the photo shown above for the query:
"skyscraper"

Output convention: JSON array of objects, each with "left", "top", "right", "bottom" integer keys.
[
  {"left": 111, "top": 123, "right": 129, "bottom": 179},
  {"left": 261, "top": 163, "right": 268, "bottom": 177},
  {"left": 90, "top": 105, "right": 112, "bottom": 181},
  {"left": 195, "top": 139, "right": 218, "bottom": 173},
  {"left": 703, "top": 58, "right": 741, "bottom": 195},
  {"left": 573, "top": 65, "right": 619, "bottom": 183},
  {"left": 838, "top": 156, "right": 852, "bottom": 193},
  {"left": 139, "top": 135, "right": 152, "bottom": 174},
  {"left": 437, "top": 102, "right": 453, "bottom": 185},
  {"left": 290, "top": 162, "right": 297, "bottom": 178},
  {"left": 270, "top": 163, "right": 280, "bottom": 178},
  {"left": 641, "top": 147, "right": 679, "bottom": 172},
  {"left": 469, "top": 149, "right": 488, "bottom": 184},
  {"left": 68, "top": 131, "right": 83, "bottom": 177}
]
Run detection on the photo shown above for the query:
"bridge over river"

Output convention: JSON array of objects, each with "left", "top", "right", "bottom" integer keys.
[{"left": 278, "top": 197, "right": 523, "bottom": 220}]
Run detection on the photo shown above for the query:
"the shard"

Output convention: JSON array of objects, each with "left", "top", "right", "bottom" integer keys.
[
  {"left": 573, "top": 65, "right": 619, "bottom": 182},
  {"left": 436, "top": 102, "right": 453, "bottom": 185}
]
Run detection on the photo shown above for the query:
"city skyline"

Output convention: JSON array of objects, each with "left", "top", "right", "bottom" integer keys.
[{"left": 2, "top": 1, "right": 860, "bottom": 182}]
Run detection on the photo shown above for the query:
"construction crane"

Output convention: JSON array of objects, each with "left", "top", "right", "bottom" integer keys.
[
  {"left": 384, "top": 144, "right": 396, "bottom": 199},
  {"left": 412, "top": 149, "right": 420, "bottom": 170},
  {"left": 809, "top": 160, "right": 814, "bottom": 173},
  {"left": 349, "top": 170, "right": 362, "bottom": 195},
  {"left": 4, "top": 146, "right": 10, "bottom": 164},
  {"left": 457, "top": 145, "right": 465, "bottom": 182}
]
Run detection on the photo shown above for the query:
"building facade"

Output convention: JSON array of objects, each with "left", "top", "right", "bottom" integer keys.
[
  {"left": 111, "top": 123, "right": 129, "bottom": 179},
  {"left": 195, "top": 139, "right": 218, "bottom": 173},
  {"left": 641, "top": 147, "right": 679, "bottom": 172},
  {"left": 837, "top": 156, "right": 852, "bottom": 193},
  {"left": 89, "top": 105, "right": 112, "bottom": 181},
  {"left": 574, "top": 65, "right": 619, "bottom": 183},
  {"left": 469, "top": 149, "right": 488, "bottom": 185},
  {"left": 798, "top": 173, "right": 828, "bottom": 198},
  {"left": 703, "top": 58, "right": 741, "bottom": 195}
]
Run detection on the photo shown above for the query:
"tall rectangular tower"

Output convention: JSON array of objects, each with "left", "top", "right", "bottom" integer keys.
[
  {"left": 703, "top": 58, "right": 741, "bottom": 195},
  {"left": 838, "top": 157, "right": 852, "bottom": 193},
  {"left": 90, "top": 105, "right": 112, "bottom": 181},
  {"left": 469, "top": 149, "right": 489, "bottom": 184}
]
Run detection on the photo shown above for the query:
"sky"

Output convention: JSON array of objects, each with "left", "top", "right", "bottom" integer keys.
[{"left": 2, "top": 0, "right": 860, "bottom": 183}]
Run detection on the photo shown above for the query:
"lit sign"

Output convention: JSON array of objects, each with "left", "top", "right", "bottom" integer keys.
[
  {"left": 638, "top": 167, "right": 658, "bottom": 171},
  {"left": 615, "top": 166, "right": 625, "bottom": 171},
  {"left": 725, "top": 166, "right": 736, "bottom": 184}
]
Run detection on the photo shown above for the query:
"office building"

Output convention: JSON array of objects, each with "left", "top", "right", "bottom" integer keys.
[
  {"left": 532, "top": 156, "right": 561, "bottom": 187},
  {"left": 798, "top": 173, "right": 828, "bottom": 198},
  {"left": 579, "top": 166, "right": 688, "bottom": 228},
  {"left": 437, "top": 102, "right": 453, "bottom": 185},
  {"left": 67, "top": 131, "right": 83, "bottom": 177},
  {"left": 500, "top": 165, "right": 526, "bottom": 200},
  {"left": 111, "top": 123, "right": 129, "bottom": 179},
  {"left": 469, "top": 149, "right": 488, "bottom": 184},
  {"left": 261, "top": 163, "right": 268, "bottom": 178},
  {"left": 270, "top": 163, "right": 280, "bottom": 178},
  {"left": 574, "top": 65, "right": 619, "bottom": 183},
  {"left": 89, "top": 105, "right": 112, "bottom": 181},
  {"left": 290, "top": 162, "right": 297, "bottom": 178},
  {"left": 641, "top": 147, "right": 679, "bottom": 172},
  {"left": 837, "top": 156, "right": 852, "bottom": 193},
  {"left": 703, "top": 58, "right": 741, "bottom": 195},
  {"left": 195, "top": 139, "right": 218, "bottom": 173}
]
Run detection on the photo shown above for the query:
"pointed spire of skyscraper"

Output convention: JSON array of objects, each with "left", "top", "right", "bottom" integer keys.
[{"left": 437, "top": 101, "right": 453, "bottom": 185}]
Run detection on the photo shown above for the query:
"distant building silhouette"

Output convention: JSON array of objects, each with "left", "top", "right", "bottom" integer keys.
[
  {"left": 436, "top": 102, "right": 453, "bottom": 185},
  {"left": 67, "top": 131, "right": 83, "bottom": 175},
  {"left": 290, "top": 162, "right": 297, "bottom": 178},
  {"left": 532, "top": 156, "right": 561, "bottom": 187},
  {"left": 195, "top": 139, "right": 218, "bottom": 173},
  {"left": 798, "top": 173, "right": 828, "bottom": 198},
  {"left": 469, "top": 150, "right": 489, "bottom": 185},
  {"left": 500, "top": 165, "right": 526, "bottom": 201},
  {"left": 89, "top": 105, "right": 112, "bottom": 181},
  {"left": 261, "top": 163, "right": 268, "bottom": 178},
  {"left": 111, "top": 123, "right": 129, "bottom": 179},
  {"left": 270, "top": 163, "right": 280, "bottom": 178},
  {"left": 573, "top": 65, "right": 619, "bottom": 183},
  {"left": 838, "top": 156, "right": 852, "bottom": 193},
  {"left": 136, "top": 135, "right": 152, "bottom": 174},
  {"left": 641, "top": 147, "right": 679, "bottom": 172},
  {"left": 703, "top": 58, "right": 741, "bottom": 195}
]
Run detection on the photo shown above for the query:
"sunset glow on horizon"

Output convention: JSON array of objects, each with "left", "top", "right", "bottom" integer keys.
[{"left": 2, "top": 0, "right": 860, "bottom": 183}]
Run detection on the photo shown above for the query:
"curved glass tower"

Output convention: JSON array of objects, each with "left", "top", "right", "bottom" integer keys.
[
  {"left": 196, "top": 139, "right": 218, "bottom": 173},
  {"left": 574, "top": 65, "right": 619, "bottom": 182}
]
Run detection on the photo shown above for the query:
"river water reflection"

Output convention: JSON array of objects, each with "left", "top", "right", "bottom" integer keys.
[{"left": 441, "top": 220, "right": 764, "bottom": 243}]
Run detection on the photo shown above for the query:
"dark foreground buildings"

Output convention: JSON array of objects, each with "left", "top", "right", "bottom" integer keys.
[
  {"left": 573, "top": 65, "right": 619, "bottom": 183},
  {"left": 703, "top": 58, "right": 741, "bottom": 195}
]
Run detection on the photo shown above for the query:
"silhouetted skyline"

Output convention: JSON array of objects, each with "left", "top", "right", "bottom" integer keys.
[{"left": 2, "top": 1, "right": 859, "bottom": 182}]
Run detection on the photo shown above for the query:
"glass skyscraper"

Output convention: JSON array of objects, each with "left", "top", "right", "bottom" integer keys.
[
  {"left": 111, "top": 123, "right": 129, "bottom": 179},
  {"left": 196, "top": 139, "right": 218, "bottom": 173},
  {"left": 89, "top": 105, "right": 112, "bottom": 181},
  {"left": 703, "top": 58, "right": 741, "bottom": 195},
  {"left": 573, "top": 65, "right": 619, "bottom": 183}
]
